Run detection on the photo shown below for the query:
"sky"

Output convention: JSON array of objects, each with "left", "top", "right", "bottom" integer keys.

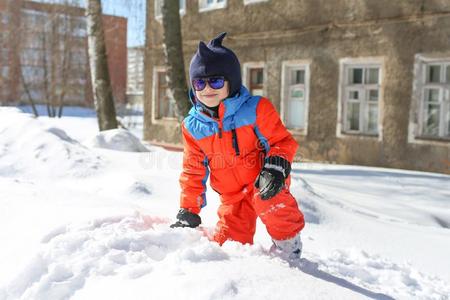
[{"left": 32, "top": 0, "right": 146, "bottom": 47}]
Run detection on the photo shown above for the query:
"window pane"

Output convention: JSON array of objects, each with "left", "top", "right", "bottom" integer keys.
[
  {"left": 291, "top": 69, "right": 305, "bottom": 85},
  {"left": 251, "top": 69, "right": 263, "bottom": 85},
  {"left": 160, "top": 89, "right": 176, "bottom": 118},
  {"left": 157, "top": 72, "right": 176, "bottom": 118},
  {"left": 288, "top": 99, "right": 304, "bottom": 129},
  {"left": 427, "top": 65, "right": 441, "bottom": 83},
  {"left": 426, "top": 89, "right": 439, "bottom": 102},
  {"left": 347, "top": 102, "right": 360, "bottom": 131},
  {"left": 446, "top": 66, "right": 450, "bottom": 84},
  {"left": 349, "top": 90, "right": 359, "bottom": 100},
  {"left": 291, "top": 88, "right": 304, "bottom": 98},
  {"left": 368, "top": 103, "right": 378, "bottom": 133},
  {"left": 368, "top": 90, "right": 379, "bottom": 101},
  {"left": 159, "top": 72, "right": 166, "bottom": 85},
  {"left": 365, "top": 68, "right": 379, "bottom": 84},
  {"left": 349, "top": 68, "right": 363, "bottom": 84},
  {"left": 424, "top": 103, "right": 440, "bottom": 136},
  {"left": 448, "top": 106, "right": 450, "bottom": 136},
  {"left": 256, "top": 70, "right": 263, "bottom": 84}
]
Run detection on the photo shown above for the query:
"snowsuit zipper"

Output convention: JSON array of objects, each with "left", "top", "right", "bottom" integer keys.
[
  {"left": 231, "top": 128, "right": 240, "bottom": 156},
  {"left": 218, "top": 125, "right": 223, "bottom": 138}
]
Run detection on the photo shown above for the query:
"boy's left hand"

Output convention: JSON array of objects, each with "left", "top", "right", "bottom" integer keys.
[
  {"left": 255, "top": 169, "right": 285, "bottom": 200},
  {"left": 254, "top": 155, "right": 291, "bottom": 200}
]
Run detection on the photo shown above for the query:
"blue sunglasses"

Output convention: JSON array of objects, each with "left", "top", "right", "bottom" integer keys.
[{"left": 192, "top": 76, "right": 225, "bottom": 91}]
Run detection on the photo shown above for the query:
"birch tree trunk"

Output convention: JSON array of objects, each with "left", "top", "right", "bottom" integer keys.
[
  {"left": 86, "top": 0, "right": 118, "bottom": 130},
  {"left": 161, "top": 0, "right": 190, "bottom": 119}
]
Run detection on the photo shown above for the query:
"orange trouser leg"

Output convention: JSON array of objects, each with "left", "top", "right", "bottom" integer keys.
[
  {"left": 253, "top": 177, "right": 305, "bottom": 241},
  {"left": 214, "top": 197, "right": 257, "bottom": 245}
]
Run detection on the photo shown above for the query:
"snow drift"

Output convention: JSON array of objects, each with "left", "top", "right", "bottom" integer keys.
[
  {"left": 0, "top": 107, "right": 449, "bottom": 300},
  {"left": 0, "top": 108, "right": 102, "bottom": 178},
  {"left": 85, "top": 128, "right": 149, "bottom": 152}
]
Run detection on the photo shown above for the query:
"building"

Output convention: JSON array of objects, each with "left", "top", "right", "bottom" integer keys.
[
  {"left": 144, "top": 0, "right": 450, "bottom": 174},
  {"left": 127, "top": 46, "right": 145, "bottom": 95},
  {"left": 121, "top": 46, "right": 145, "bottom": 130},
  {"left": 0, "top": 0, "right": 127, "bottom": 107},
  {"left": 127, "top": 46, "right": 144, "bottom": 105}
]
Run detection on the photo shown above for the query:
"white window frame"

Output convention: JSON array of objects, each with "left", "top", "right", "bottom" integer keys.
[
  {"left": 280, "top": 60, "right": 311, "bottom": 135},
  {"left": 409, "top": 54, "right": 450, "bottom": 145},
  {"left": 337, "top": 57, "right": 384, "bottom": 141},
  {"left": 152, "top": 66, "right": 178, "bottom": 123},
  {"left": 243, "top": 0, "right": 269, "bottom": 5},
  {"left": 242, "top": 62, "right": 266, "bottom": 96},
  {"left": 199, "top": 0, "right": 227, "bottom": 13},
  {"left": 155, "top": 0, "right": 186, "bottom": 21}
]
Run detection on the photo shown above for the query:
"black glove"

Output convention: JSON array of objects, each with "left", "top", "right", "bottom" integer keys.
[
  {"left": 254, "top": 156, "right": 291, "bottom": 200},
  {"left": 170, "top": 208, "right": 201, "bottom": 228}
]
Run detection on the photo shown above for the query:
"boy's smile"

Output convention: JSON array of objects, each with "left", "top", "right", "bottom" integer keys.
[{"left": 202, "top": 93, "right": 219, "bottom": 98}]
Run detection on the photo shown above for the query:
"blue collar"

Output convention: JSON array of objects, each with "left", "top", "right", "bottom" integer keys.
[{"left": 188, "top": 86, "right": 252, "bottom": 123}]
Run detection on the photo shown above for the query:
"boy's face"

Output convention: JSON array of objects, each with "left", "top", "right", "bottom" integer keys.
[{"left": 195, "top": 81, "right": 229, "bottom": 107}]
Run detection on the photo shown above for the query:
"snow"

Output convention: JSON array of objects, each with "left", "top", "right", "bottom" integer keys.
[
  {"left": 84, "top": 128, "right": 149, "bottom": 152},
  {"left": 0, "top": 107, "right": 449, "bottom": 300}
]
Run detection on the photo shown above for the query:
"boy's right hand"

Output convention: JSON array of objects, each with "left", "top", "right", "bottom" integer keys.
[{"left": 170, "top": 208, "right": 202, "bottom": 228}]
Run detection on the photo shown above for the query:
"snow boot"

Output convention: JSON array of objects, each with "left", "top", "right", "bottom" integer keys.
[{"left": 270, "top": 232, "right": 302, "bottom": 261}]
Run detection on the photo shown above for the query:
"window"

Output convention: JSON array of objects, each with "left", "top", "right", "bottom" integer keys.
[
  {"left": 199, "top": 0, "right": 227, "bottom": 12},
  {"left": 155, "top": 0, "right": 186, "bottom": 19},
  {"left": 20, "top": 49, "right": 43, "bottom": 66},
  {"left": 22, "top": 9, "right": 48, "bottom": 32},
  {"left": 243, "top": 0, "right": 269, "bottom": 4},
  {"left": 0, "top": 49, "right": 8, "bottom": 62},
  {"left": 414, "top": 59, "right": 450, "bottom": 139},
  {"left": 243, "top": 63, "right": 265, "bottom": 96},
  {"left": 71, "top": 16, "right": 87, "bottom": 37},
  {"left": 0, "top": 31, "right": 8, "bottom": 45},
  {"left": 154, "top": 69, "right": 177, "bottom": 119},
  {"left": 20, "top": 88, "right": 44, "bottom": 102},
  {"left": 70, "top": 50, "right": 87, "bottom": 66},
  {"left": 21, "top": 66, "right": 45, "bottom": 82},
  {"left": 1, "top": 66, "right": 9, "bottom": 78},
  {"left": 281, "top": 61, "right": 310, "bottom": 132},
  {"left": 1, "top": 12, "right": 10, "bottom": 25},
  {"left": 340, "top": 61, "right": 382, "bottom": 136}
]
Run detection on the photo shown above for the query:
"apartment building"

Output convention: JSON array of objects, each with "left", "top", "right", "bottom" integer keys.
[
  {"left": 0, "top": 0, "right": 127, "bottom": 107},
  {"left": 144, "top": 0, "right": 450, "bottom": 174},
  {"left": 127, "top": 46, "right": 144, "bottom": 95}
]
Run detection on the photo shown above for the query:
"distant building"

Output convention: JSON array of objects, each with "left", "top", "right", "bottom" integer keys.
[
  {"left": 0, "top": 0, "right": 127, "bottom": 107},
  {"left": 144, "top": 0, "right": 450, "bottom": 174},
  {"left": 127, "top": 46, "right": 144, "bottom": 96},
  {"left": 121, "top": 46, "right": 145, "bottom": 129}
]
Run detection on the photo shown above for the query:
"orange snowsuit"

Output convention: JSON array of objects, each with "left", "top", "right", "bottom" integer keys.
[{"left": 179, "top": 86, "right": 305, "bottom": 245}]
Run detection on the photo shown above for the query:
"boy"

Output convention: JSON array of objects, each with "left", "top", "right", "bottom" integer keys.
[{"left": 170, "top": 32, "right": 305, "bottom": 260}]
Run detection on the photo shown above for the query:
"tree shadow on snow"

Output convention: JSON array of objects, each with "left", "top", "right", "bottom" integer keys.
[{"left": 295, "top": 258, "right": 395, "bottom": 300}]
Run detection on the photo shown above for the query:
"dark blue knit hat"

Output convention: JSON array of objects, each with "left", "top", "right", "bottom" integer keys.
[{"left": 189, "top": 32, "right": 242, "bottom": 97}]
